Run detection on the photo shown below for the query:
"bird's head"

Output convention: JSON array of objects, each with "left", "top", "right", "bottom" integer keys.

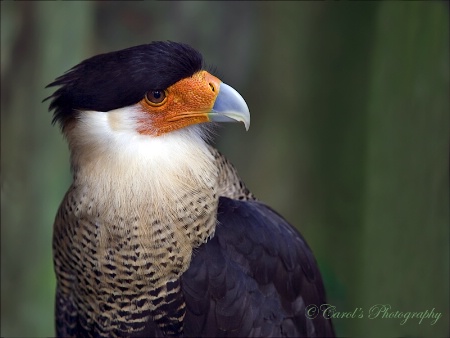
[{"left": 45, "top": 41, "right": 250, "bottom": 141}]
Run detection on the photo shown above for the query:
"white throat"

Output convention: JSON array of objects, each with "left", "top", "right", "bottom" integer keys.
[{"left": 66, "top": 107, "right": 219, "bottom": 225}]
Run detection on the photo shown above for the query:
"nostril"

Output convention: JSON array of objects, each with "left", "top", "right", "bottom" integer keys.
[{"left": 209, "top": 83, "right": 216, "bottom": 92}]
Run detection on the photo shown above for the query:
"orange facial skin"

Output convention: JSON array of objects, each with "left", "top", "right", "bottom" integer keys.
[{"left": 137, "top": 71, "right": 221, "bottom": 136}]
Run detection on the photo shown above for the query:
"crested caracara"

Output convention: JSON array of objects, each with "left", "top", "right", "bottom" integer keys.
[{"left": 46, "top": 41, "right": 335, "bottom": 337}]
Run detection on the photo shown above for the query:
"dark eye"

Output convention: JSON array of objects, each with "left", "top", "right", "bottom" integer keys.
[{"left": 145, "top": 90, "right": 167, "bottom": 106}]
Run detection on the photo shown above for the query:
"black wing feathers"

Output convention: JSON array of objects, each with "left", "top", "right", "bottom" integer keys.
[{"left": 181, "top": 197, "right": 334, "bottom": 337}]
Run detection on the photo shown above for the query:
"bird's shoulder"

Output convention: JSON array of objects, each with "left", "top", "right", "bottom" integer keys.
[
  {"left": 209, "top": 146, "right": 256, "bottom": 201},
  {"left": 181, "top": 196, "right": 334, "bottom": 337}
]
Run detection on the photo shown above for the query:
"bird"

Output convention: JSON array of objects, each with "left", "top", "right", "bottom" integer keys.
[{"left": 45, "top": 41, "right": 335, "bottom": 337}]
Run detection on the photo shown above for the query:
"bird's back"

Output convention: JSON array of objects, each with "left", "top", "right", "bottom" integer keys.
[{"left": 180, "top": 196, "right": 335, "bottom": 337}]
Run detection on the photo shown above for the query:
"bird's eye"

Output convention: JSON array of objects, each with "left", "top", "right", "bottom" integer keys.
[{"left": 145, "top": 90, "right": 167, "bottom": 106}]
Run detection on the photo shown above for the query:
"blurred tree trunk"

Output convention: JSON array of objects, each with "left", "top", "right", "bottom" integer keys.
[
  {"left": 297, "top": 7, "right": 380, "bottom": 335},
  {"left": 356, "top": 2, "right": 449, "bottom": 336},
  {"left": 1, "top": 2, "right": 93, "bottom": 336}
]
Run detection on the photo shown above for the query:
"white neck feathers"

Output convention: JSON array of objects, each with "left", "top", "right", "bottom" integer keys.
[{"left": 65, "top": 107, "right": 219, "bottom": 224}]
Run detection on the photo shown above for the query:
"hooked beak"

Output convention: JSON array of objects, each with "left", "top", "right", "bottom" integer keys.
[{"left": 208, "top": 82, "right": 250, "bottom": 131}]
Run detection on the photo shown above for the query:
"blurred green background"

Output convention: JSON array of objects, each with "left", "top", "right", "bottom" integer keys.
[{"left": 1, "top": 1, "right": 448, "bottom": 337}]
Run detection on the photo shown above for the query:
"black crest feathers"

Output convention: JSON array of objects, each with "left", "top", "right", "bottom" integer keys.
[{"left": 45, "top": 41, "right": 203, "bottom": 128}]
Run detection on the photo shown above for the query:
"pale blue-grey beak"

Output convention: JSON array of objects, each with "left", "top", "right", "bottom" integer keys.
[{"left": 208, "top": 83, "right": 250, "bottom": 131}]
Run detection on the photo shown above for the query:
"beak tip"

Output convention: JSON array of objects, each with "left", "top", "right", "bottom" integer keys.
[{"left": 244, "top": 121, "right": 250, "bottom": 131}]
